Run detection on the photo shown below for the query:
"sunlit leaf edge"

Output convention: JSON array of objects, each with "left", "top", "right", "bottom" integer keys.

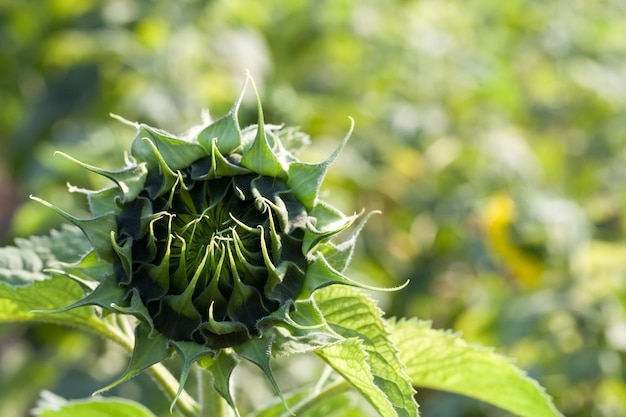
[{"left": 388, "top": 318, "right": 564, "bottom": 417}]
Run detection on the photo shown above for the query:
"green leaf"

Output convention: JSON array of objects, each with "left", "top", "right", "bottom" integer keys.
[
  {"left": 254, "top": 387, "right": 363, "bottom": 417},
  {"left": 131, "top": 124, "right": 206, "bottom": 172},
  {"left": 0, "top": 274, "right": 101, "bottom": 330},
  {"left": 0, "top": 225, "right": 91, "bottom": 286},
  {"left": 274, "top": 126, "right": 310, "bottom": 155},
  {"left": 197, "top": 78, "right": 246, "bottom": 155},
  {"left": 62, "top": 249, "right": 112, "bottom": 284},
  {"left": 303, "top": 201, "right": 360, "bottom": 255},
  {"left": 48, "top": 273, "right": 125, "bottom": 315},
  {"left": 208, "top": 138, "right": 251, "bottom": 177},
  {"left": 287, "top": 117, "right": 353, "bottom": 210},
  {"left": 291, "top": 392, "right": 365, "bottom": 417},
  {"left": 318, "top": 210, "right": 380, "bottom": 274},
  {"left": 33, "top": 391, "right": 157, "bottom": 417},
  {"left": 76, "top": 186, "right": 123, "bottom": 217},
  {"left": 198, "top": 349, "right": 241, "bottom": 417},
  {"left": 240, "top": 77, "right": 287, "bottom": 179},
  {"left": 15, "top": 224, "right": 91, "bottom": 265},
  {"left": 316, "top": 338, "right": 396, "bottom": 417},
  {"left": 315, "top": 286, "right": 418, "bottom": 417},
  {"left": 55, "top": 151, "right": 148, "bottom": 202},
  {"left": 29, "top": 197, "right": 118, "bottom": 262},
  {"left": 95, "top": 322, "right": 171, "bottom": 395},
  {"left": 266, "top": 299, "right": 341, "bottom": 357},
  {"left": 0, "top": 225, "right": 115, "bottom": 331},
  {"left": 388, "top": 319, "right": 564, "bottom": 417},
  {"left": 302, "top": 254, "right": 405, "bottom": 300},
  {"left": 234, "top": 335, "right": 285, "bottom": 404},
  {"left": 0, "top": 225, "right": 135, "bottom": 355},
  {"left": 170, "top": 340, "right": 214, "bottom": 409},
  {"left": 0, "top": 246, "right": 47, "bottom": 286}
]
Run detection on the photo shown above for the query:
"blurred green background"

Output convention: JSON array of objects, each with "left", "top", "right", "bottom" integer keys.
[{"left": 2, "top": 0, "right": 626, "bottom": 416}]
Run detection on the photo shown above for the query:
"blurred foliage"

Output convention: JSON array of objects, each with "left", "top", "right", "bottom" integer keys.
[{"left": 2, "top": 0, "right": 626, "bottom": 416}]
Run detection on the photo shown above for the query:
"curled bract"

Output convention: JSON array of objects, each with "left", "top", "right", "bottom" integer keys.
[{"left": 34, "top": 77, "right": 386, "bottom": 414}]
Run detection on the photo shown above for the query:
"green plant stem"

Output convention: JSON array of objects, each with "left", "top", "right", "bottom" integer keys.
[
  {"left": 151, "top": 363, "right": 200, "bottom": 417},
  {"left": 197, "top": 366, "right": 234, "bottom": 417},
  {"left": 282, "top": 379, "right": 350, "bottom": 417}
]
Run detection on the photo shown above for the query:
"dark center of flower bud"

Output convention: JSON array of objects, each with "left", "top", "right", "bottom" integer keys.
[{"left": 113, "top": 169, "right": 308, "bottom": 349}]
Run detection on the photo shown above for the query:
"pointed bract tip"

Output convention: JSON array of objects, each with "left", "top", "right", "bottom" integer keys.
[
  {"left": 246, "top": 73, "right": 264, "bottom": 126},
  {"left": 110, "top": 113, "right": 139, "bottom": 129}
]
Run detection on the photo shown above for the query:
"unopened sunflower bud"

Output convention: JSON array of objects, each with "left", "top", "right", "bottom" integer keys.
[{"left": 34, "top": 76, "right": 380, "bottom": 412}]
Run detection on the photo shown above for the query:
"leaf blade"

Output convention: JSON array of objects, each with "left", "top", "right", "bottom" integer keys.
[
  {"left": 0, "top": 226, "right": 133, "bottom": 353},
  {"left": 0, "top": 224, "right": 91, "bottom": 286},
  {"left": 316, "top": 338, "right": 397, "bottom": 417},
  {"left": 0, "top": 274, "right": 99, "bottom": 328},
  {"left": 95, "top": 323, "right": 171, "bottom": 395},
  {"left": 315, "top": 286, "right": 418, "bottom": 417},
  {"left": 33, "top": 392, "right": 157, "bottom": 417},
  {"left": 388, "top": 319, "right": 564, "bottom": 417}
]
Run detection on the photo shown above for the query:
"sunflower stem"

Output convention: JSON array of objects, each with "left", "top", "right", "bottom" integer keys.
[
  {"left": 197, "top": 365, "right": 234, "bottom": 417},
  {"left": 150, "top": 363, "right": 200, "bottom": 417}
]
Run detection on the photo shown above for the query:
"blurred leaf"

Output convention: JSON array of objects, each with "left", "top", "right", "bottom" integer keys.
[
  {"left": 388, "top": 319, "right": 563, "bottom": 417},
  {"left": 0, "top": 224, "right": 102, "bottom": 329},
  {"left": 10, "top": 64, "right": 99, "bottom": 174},
  {"left": 14, "top": 224, "right": 91, "bottom": 263},
  {"left": 0, "top": 274, "right": 95, "bottom": 326},
  {"left": 0, "top": 246, "right": 48, "bottom": 286},
  {"left": 0, "top": 224, "right": 90, "bottom": 286},
  {"left": 0, "top": 226, "right": 129, "bottom": 348},
  {"left": 33, "top": 391, "right": 156, "bottom": 417}
]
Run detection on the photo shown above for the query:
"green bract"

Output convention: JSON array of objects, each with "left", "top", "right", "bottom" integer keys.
[{"left": 33, "top": 77, "right": 385, "bottom": 412}]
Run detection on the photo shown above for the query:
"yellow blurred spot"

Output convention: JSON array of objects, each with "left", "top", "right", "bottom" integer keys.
[
  {"left": 49, "top": 0, "right": 96, "bottom": 18},
  {"left": 43, "top": 31, "right": 98, "bottom": 65},
  {"left": 481, "top": 194, "right": 543, "bottom": 287},
  {"left": 597, "top": 378, "right": 626, "bottom": 415},
  {"left": 390, "top": 147, "right": 425, "bottom": 180},
  {"left": 136, "top": 17, "right": 170, "bottom": 49}
]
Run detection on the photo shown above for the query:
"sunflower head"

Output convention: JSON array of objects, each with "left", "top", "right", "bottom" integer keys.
[{"left": 35, "top": 77, "right": 378, "bottom": 412}]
